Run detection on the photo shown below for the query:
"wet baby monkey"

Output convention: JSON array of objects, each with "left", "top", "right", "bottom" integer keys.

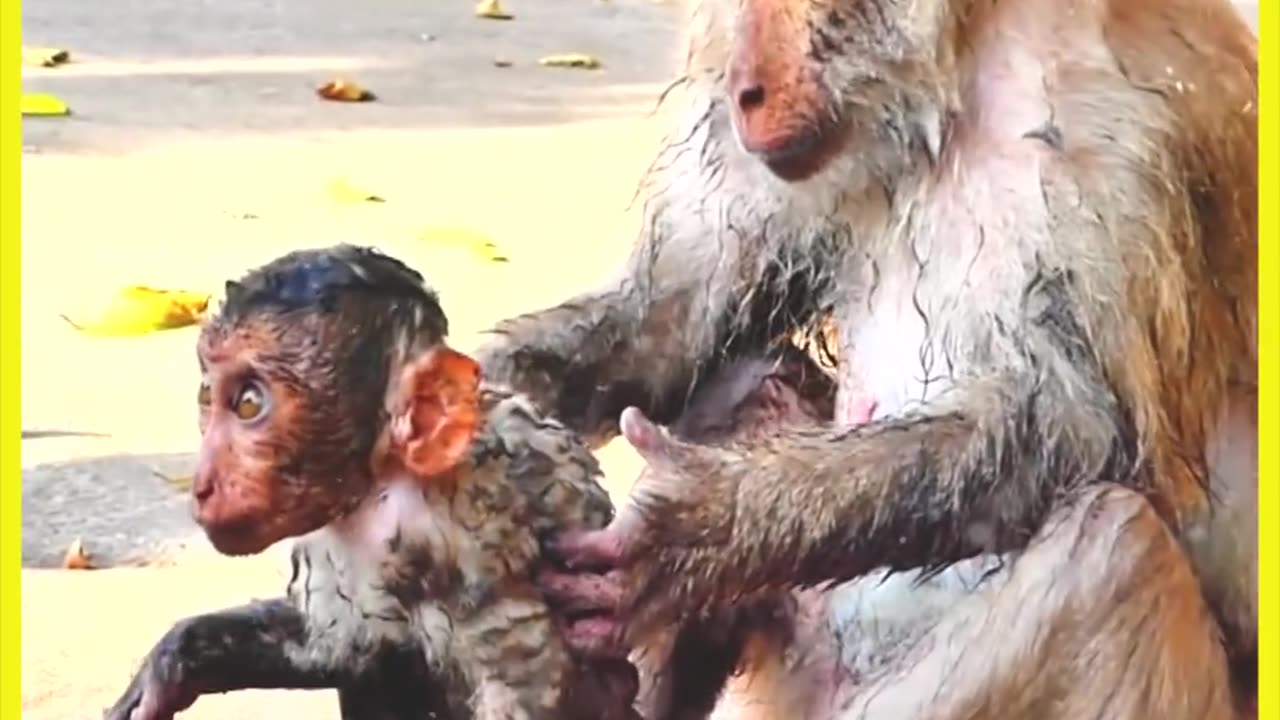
[{"left": 106, "top": 245, "right": 638, "bottom": 720}]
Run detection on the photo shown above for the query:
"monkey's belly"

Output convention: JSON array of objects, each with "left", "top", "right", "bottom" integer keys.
[{"left": 713, "top": 555, "right": 1008, "bottom": 720}]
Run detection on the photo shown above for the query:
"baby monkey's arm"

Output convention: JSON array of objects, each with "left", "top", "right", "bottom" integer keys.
[{"left": 104, "top": 599, "right": 342, "bottom": 720}]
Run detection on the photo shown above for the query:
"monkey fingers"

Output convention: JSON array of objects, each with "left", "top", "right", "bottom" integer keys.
[
  {"left": 550, "top": 527, "right": 631, "bottom": 571},
  {"left": 539, "top": 567, "right": 626, "bottom": 614},
  {"left": 559, "top": 614, "right": 632, "bottom": 659},
  {"left": 104, "top": 645, "right": 198, "bottom": 720},
  {"left": 106, "top": 600, "right": 338, "bottom": 720}
]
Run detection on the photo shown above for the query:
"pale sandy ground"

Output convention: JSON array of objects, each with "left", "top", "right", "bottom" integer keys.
[
  {"left": 21, "top": 0, "right": 678, "bottom": 716},
  {"left": 19, "top": 1, "right": 1257, "bottom": 718}
]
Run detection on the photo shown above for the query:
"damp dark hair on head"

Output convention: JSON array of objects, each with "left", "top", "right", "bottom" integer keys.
[{"left": 215, "top": 244, "right": 448, "bottom": 338}]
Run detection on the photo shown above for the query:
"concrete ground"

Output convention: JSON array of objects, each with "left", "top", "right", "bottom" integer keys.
[
  {"left": 19, "top": 1, "right": 1257, "bottom": 718},
  {"left": 21, "top": 0, "right": 679, "bottom": 716}
]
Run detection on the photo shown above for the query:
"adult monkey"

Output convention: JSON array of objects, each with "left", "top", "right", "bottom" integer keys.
[{"left": 477, "top": 0, "right": 1258, "bottom": 717}]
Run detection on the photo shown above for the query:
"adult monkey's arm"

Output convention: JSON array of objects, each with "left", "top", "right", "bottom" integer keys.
[
  {"left": 549, "top": 283, "right": 1163, "bottom": 648},
  {"left": 474, "top": 108, "right": 830, "bottom": 445}
]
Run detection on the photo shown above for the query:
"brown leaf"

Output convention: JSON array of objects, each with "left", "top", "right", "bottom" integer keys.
[
  {"left": 23, "top": 47, "right": 71, "bottom": 68},
  {"left": 317, "top": 79, "right": 377, "bottom": 103},
  {"left": 62, "top": 539, "right": 95, "bottom": 570}
]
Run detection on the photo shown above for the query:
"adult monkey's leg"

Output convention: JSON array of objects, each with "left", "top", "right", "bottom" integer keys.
[{"left": 845, "top": 484, "right": 1239, "bottom": 720}]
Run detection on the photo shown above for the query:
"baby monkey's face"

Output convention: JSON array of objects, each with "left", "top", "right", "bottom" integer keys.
[
  {"left": 191, "top": 317, "right": 375, "bottom": 556},
  {"left": 183, "top": 243, "right": 462, "bottom": 557},
  {"left": 190, "top": 311, "right": 482, "bottom": 558}
]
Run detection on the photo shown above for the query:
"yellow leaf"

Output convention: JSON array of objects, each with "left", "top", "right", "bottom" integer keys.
[
  {"left": 23, "top": 47, "right": 71, "bottom": 68},
  {"left": 538, "top": 53, "right": 602, "bottom": 70},
  {"left": 328, "top": 178, "right": 386, "bottom": 203},
  {"left": 153, "top": 471, "right": 193, "bottom": 493},
  {"left": 21, "top": 92, "right": 71, "bottom": 117},
  {"left": 475, "top": 0, "right": 514, "bottom": 20},
  {"left": 418, "top": 227, "right": 511, "bottom": 263},
  {"left": 61, "top": 286, "right": 210, "bottom": 337},
  {"left": 317, "top": 79, "right": 376, "bottom": 102}
]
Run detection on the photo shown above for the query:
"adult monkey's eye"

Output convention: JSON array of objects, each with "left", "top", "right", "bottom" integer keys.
[
  {"left": 197, "top": 381, "right": 212, "bottom": 407},
  {"left": 233, "top": 381, "right": 268, "bottom": 421}
]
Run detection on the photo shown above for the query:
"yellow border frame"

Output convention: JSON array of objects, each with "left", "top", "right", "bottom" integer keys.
[
  {"left": 1, "top": 0, "right": 20, "bottom": 712},
  {"left": 0, "top": 2, "right": 1269, "bottom": 720},
  {"left": 1258, "top": 1, "right": 1275, "bottom": 717}
]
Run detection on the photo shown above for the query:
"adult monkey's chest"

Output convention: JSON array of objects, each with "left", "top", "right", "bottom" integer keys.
[
  {"left": 828, "top": 162, "right": 1048, "bottom": 424},
  {"left": 759, "top": 155, "right": 1049, "bottom": 716},
  {"left": 830, "top": 243, "right": 1001, "bottom": 424}
]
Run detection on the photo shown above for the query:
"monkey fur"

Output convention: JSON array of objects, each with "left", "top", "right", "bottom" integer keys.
[
  {"left": 105, "top": 245, "right": 638, "bottom": 720},
  {"left": 617, "top": 345, "right": 839, "bottom": 720},
  {"left": 477, "top": 0, "right": 1259, "bottom": 717}
]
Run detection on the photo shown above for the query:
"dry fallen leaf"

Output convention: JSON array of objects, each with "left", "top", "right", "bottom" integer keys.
[
  {"left": 418, "top": 227, "right": 511, "bottom": 263},
  {"left": 328, "top": 178, "right": 386, "bottom": 203},
  {"left": 154, "top": 471, "right": 194, "bottom": 493},
  {"left": 61, "top": 286, "right": 210, "bottom": 337},
  {"left": 21, "top": 92, "right": 71, "bottom": 116},
  {"left": 23, "top": 47, "right": 71, "bottom": 68},
  {"left": 475, "top": 0, "right": 514, "bottom": 20},
  {"left": 62, "top": 539, "right": 94, "bottom": 570},
  {"left": 317, "top": 79, "right": 376, "bottom": 102},
  {"left": 538, "top": 53, "right": 602, "bottom": 70}
]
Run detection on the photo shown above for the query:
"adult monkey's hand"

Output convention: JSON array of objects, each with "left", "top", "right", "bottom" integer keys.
[
  {"left": 540, "top": 407, "right": 747, "bottom": 657},
  {"left": 539, "top": 390, "right": 880, "bottom": 658}
]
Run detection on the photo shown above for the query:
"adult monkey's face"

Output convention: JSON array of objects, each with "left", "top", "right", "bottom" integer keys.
[{"left": 711, "top": 0, "right": 947, "bottom": 181}]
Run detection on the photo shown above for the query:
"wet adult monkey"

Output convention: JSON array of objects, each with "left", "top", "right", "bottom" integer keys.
[
  {"left": 105, "top": 245, "right": 638, "bottom": 720},
  {"left": 477, "top": 0, "right": 1259, "bottom": 717}
]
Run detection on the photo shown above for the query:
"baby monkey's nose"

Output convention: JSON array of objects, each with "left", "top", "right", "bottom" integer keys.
[{"left": 192, "top": 457, "right": 217, "bottom": 504}]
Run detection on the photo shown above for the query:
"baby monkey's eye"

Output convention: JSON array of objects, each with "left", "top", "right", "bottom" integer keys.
[
  {"left": 233, "top": 381, "right": 268, "bottom": 421},
  {"left": 197, "top": 382, "right": 212, "bottom": 407}
]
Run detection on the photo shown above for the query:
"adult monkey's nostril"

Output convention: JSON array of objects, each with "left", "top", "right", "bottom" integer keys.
[{"left": 737, "top": 84, "right": 767, "bottom": 111}]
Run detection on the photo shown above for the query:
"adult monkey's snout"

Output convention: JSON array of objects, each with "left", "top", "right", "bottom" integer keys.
[{"left": 728, "top": 0, "right": 845, "bottom": 182}]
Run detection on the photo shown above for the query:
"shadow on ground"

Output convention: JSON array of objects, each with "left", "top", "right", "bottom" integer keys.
[{"left": 22, "top": 452, "right": 202, "bottom": 568}]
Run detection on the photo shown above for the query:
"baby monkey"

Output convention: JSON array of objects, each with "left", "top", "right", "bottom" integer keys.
[{"left": 106, "top": 245, "right": 637, "bottom": 720}]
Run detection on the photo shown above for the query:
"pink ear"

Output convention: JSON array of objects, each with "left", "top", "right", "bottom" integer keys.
[{"left": 620, "top": 406, "right": 669, "bottom": 459}]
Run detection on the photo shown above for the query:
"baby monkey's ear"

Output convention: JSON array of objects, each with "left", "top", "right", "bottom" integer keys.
[{"left": 391, "top": 347, "right": 481, "bottom": 481}]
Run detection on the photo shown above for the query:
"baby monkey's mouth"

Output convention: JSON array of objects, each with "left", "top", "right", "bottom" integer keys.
[
  {"left": 199, "top": 517, "right": 276, "bottom": 556},
  {"left": 191, "top": 487, "right": 290, "bottom": 557}
]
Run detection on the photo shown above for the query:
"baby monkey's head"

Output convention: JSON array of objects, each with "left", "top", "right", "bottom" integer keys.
[{"left": 193, "top": 245, "right": 479, "bottom": 555}]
